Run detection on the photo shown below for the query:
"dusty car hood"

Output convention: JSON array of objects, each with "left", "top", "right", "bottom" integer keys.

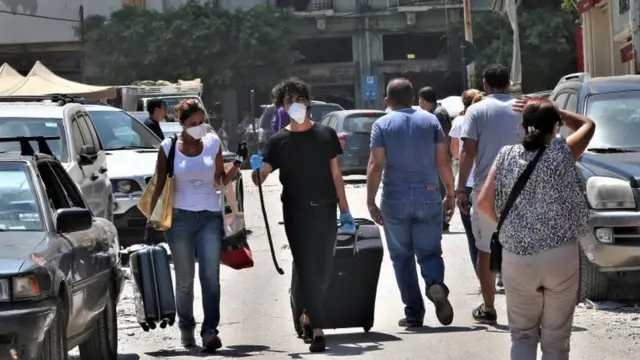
[
  {"left": 581, "top": 152, "right": 640, "bottom": 187},
  {"left": 0, "top": 231, "right": 47, "bottom": 274},
  {"left": 105, "top": 149, "right": 158, "bottom": 179}
]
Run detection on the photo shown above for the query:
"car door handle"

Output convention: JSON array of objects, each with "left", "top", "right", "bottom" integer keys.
[
  {"left": 99, "top": 167, "right": 107, "bottom": 174},
  {"left": 90, "top": 174, "right": 99, "bottom": 181}
]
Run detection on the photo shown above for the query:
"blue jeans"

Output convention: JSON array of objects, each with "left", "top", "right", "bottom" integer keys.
[
  {"left": 165, "top": 209, "right": 223, "bottom": 338},
  {"left": 381, "top": 186, "right": 447, "bottom": 321},
  {"left": 460, "top": 186, "right": 478, "bottom": 274}
]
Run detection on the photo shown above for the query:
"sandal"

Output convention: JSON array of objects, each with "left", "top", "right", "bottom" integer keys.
[
  {"left": 309, "top": 336, "right": 326, "bottom": 353},
  {"left": 299, "top": 315, "right": 313, "bottom": 344}
]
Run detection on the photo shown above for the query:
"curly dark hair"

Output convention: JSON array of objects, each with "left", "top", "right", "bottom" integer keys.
[
  {"left": 271, "top": 78, "right": 311, "bottom": 108},
  {"left": 177, "top": 99, "right": 205, "bottom": 123}
]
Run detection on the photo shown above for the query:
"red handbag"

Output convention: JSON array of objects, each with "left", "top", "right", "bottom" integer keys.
[{"left": 220, "top": 230, "right": 253, "bottom": 270}]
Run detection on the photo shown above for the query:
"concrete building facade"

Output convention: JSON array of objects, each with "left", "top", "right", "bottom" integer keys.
[
  {"left": 0, "top": 0, "right": 493, "bottom": 109},
  {"left": 579, "top": 0, "right": 635, "bottom": 77}
]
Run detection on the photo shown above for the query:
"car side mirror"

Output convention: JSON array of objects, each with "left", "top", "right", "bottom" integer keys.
[
  {"left": 56, "top": 208, "right": 92, "bottom": 233},
  {"left": 78, "top": 145, "right": 97, "bottom": 165}
]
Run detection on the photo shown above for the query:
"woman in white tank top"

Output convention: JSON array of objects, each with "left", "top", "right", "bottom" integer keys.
[{"left": 148, "top": 99, "right": 240, "bottom": 351}]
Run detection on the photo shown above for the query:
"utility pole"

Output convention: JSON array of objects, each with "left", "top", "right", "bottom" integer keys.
[
  {"left": 462, "top": 0, "right": 475, "bottom": 88},
  {"left": 632, "top": 0, "right": 640, "bottom": 73},
  {"left": 79, "top": 5, "right": 86, "bottom": 83}
]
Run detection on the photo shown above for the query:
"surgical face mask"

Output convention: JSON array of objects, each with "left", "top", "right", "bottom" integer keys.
[
  {"left": 287, "top": 103, "right": 307, "bottom": 124},
  {"left": 185, "top": 123, "right": 207, "bottom": 140}
]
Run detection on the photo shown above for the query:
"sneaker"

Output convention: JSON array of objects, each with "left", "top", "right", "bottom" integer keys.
[
  {"left": 202, "top": 333, "right": 222, "bottom": 353},
  {"left": 180, "top": 330, "right": 196, "bottom": 348},
  {"left": 398, "top": 318, "right": 423, "bottom": 328},
  {"left": 426, "top": 284, "right": 454, "bottom": 326},
  {"left": 472, "top": 303, "right": 497, "bottom": 324},
  {"left": 497, "top": 274, "right": 504, "bottom": 288}
]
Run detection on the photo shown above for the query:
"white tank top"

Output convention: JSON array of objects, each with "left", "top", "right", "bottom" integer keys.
[{"left": 160, "top": 133, "right": 222, "bottom": 212}]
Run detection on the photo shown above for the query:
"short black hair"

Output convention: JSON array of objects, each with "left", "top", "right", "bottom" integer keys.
[
  {"left": 418, "top": 87, "right": 437, "bottom": 103},
  {"left": 146, "top": 98, "right": 165, "bottom": 115},
  {"left": 272, "top": 78, "right": 311, "bottom": 108},
  {"left": 386, "top": 78, "right": 414, "bottom": 108},
  {"left": 483, "top": 64, "right": 510, "bottom": 89}
]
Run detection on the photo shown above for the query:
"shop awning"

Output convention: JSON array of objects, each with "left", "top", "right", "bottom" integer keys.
[
  {"left": 0, "top": 61, "right": 116, "bottom": 99},
  {"left": 0, "top": 63, "right": 25, "bottom": 93}
]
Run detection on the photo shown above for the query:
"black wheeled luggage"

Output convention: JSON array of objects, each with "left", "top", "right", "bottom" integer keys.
[
  {"left": 130, "top": 242, "right": 176, "bottom": 331},
  {"left": 290, "top": 218, "right": 383, "bottom": 335}
]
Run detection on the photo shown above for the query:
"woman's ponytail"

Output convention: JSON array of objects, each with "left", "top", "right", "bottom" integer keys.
[{"left": 522, "top": 127, "right": 547, "bottom": 151}]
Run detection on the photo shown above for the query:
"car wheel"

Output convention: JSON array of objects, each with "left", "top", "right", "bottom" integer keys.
[
  {"left": 79, "top": 281, "right": 118, "bottom": 360},
  {"left": 38, "top": 298, "right": 68, "bottom": 360},
  {"left": 577, "top": 249, "right": 609, "bottom": 303}
]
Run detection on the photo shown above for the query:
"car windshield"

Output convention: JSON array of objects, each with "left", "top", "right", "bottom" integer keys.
[
  {"left": 89, "top": 110, "right": 161, "bottom": 150},
  {"left": 0, "top": 162, "right": 43, "bottom": 231},
  {"left": 585, "top": 91, "right": 640, "bottom": 149},
  {"left": 0, "top": 118, "right": 67, "bottom": 162},
  {"left": 343, "top": 114, "right": 383, "bottom": 133}
]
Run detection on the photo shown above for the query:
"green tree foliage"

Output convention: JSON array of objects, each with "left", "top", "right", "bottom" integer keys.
[
  {"left": 450, "top": 0, "right": 578, "bottom": 92},
  {"left": 76, "top": 1, "right": 298, "bottom": 90}
]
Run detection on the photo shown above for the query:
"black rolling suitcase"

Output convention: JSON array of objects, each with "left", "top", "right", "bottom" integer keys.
[
  {"left": 290, "top": 218, "right": 383, "bottom": 335},
  {"left": 130, "top": 232, "right": 176, "bottom": 331}
]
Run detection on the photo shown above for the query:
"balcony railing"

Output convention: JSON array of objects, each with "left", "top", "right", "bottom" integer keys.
[
  {"left": 273, "top": 0, "right": 333, "bottom": 11},
  {"left": 397, "top": 0, "right": 462, "bottom": 6}
]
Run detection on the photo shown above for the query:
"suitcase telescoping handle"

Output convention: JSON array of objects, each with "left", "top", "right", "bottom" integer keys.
[
  {"left": 336, "top": 225, "right": 359, "bottom": 256},
  {"left": 256, "top": 169, "right": 285, "bottom": 275}
]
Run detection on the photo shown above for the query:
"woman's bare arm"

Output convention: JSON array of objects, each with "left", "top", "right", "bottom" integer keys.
[
  {"left": 450, "top": 137, "right": 460, "bottom": 160},
  {"left": 560, "top": 109, "right": 596, "bottom": 160},
  {"left": 215, "top": 149, "right": 239, "bottom": 186}
]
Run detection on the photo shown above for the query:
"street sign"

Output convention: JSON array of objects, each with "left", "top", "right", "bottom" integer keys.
[{"left": 363, "top": 75, "right": 378, "bottom": 101}]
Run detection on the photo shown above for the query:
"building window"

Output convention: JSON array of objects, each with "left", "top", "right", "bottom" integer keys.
[{"left": 123, "top": 0, "right": 146, "bottom": 8}]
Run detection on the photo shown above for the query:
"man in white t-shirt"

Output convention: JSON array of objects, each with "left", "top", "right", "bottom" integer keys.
[{"left": 449, "top": 89, "right": 480, "bottom": 276}]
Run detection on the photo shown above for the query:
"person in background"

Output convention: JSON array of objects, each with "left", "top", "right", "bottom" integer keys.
[
  {"left": 144, "top": 98, "right": 167, "bottom": 140},
  {"left": 272, "top": 106, "right": 291, "bottom": 132},
  {"left": 418, "top": 86, "right": 452, "bottom": 232},
  {"left": 457, "top": 64, "right": 523, "bottom": 324},
  {"left": 250, "top": 78, "right": 355, "bottom": 353},
  {"left": 211, "top": 102, "right": 223, "bottom": 132},
  {"left": 476, "top": 97, "right": 594, "bottom": 359},
  {"left": 473, "top": 92, "right": 486, "bottom": 104},
  {"left": 367, "top": 78, "right": 455, "bottom": 329},
  {"left": 148, "top": 99, "right": 241, "bottom": 352},
  {"left": 449, "top": 88, "right": 481, "bottom": 275}
]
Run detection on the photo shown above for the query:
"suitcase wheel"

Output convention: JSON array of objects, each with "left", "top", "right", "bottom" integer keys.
[
  {"left": 148, "top": 321, "right": 157, "bottom": 330},
  {"left": 160, "top": 319, "right": 168, "bottom": 329},
  {"left": 168, "top": 316, "right": 176, "bottom": 326},
  {"left": 141, "top": 323, "right": 150, "bottom": 332},
  {"left": 363, "top": 326, "right": 371, "bottom": 333}
]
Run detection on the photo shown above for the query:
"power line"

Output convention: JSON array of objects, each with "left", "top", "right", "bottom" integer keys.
[{"left": 0, "top": 9, "right": 80, "bottom": 22}]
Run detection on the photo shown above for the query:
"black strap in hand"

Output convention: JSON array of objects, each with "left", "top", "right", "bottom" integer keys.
[
  {"left": 167, "top": 135, "right": 178, "bottom": 177},
  {"left": 496, "top": 147, "right": 546, "bottom": 233}
]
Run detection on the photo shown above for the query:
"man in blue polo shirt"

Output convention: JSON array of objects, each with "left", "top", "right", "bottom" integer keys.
[{"left": 366, "top": 78, "right": 455, "bottom": 328}]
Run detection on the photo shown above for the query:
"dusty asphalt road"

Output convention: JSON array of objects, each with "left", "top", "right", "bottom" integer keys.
[{"left": 73, "top": 170, "right": 640, "bottom": 359}]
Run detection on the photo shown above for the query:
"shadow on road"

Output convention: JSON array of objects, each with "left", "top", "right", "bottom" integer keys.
[
  {"left": 287, "top": 331, "right": 401, "bottom": 358},
  {"left": 400, "top": 325, "right": 486, "bottom": 334},
  {"left": 146, "top": 345, "right": 282, "bottom": 358}
]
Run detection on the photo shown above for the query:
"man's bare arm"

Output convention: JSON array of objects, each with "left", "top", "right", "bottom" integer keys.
[
  {"left": 330, "top": 158, "right": 349, "bottom": 213},
  {"left": 436, "top": 143, "right": 454, "bottom": 197},
  {"left": 457, "top": 138, "right": 477, "bottom": 191},
  {"left": 366, "top": 147, "right": 385, "bottom": 204},
  {"left": 251, "top": 163, "right": 273, "bottom": 185}
]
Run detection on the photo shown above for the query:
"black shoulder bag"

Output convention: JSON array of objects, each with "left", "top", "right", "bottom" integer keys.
[{"left": 490, "top": 147, "right": 545, "bottom": 273}]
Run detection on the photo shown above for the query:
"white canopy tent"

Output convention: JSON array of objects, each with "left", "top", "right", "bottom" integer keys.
[
  {"left": 0, "top": 61, "right": 116, "bottom": 99},
  {"left": 0, "top": 63, "right": 25, "bottom": 93}
]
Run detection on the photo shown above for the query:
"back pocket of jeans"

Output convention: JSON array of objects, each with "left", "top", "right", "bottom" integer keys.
[
  {"left": 381, "top": 199, "right": 403, "bottom": 221},
  {"left": 420, "top": 200, "right": 442, "bottom": 224}
]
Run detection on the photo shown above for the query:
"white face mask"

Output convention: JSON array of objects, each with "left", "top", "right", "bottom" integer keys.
[
  {"left": 185, "top": 123, "right": 207, "bottom": 140},
  {"left": 287, "top": 103, "right": 307, "bottom": 124}
]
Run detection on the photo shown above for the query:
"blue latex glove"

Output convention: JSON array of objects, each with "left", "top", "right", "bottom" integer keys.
[
  {"left": 250, "top": 152, "right": 264, "bottom": 171},
  {"left": 339, "top": 212, "right": 356, "bottom": 233}
]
